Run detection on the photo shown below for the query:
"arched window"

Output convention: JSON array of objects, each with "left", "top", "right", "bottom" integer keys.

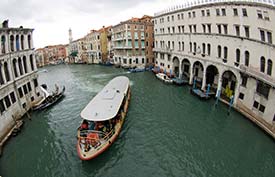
[
  {"left": 245, "top": 51, "right": 249, "bottom": 66},
  {"left": 207, "top": 44, "right": 211, "bottom": 55},
  {"left": 21, "top": 35, "right": 24, "bottom": 50},
  {"left": 218, "top": 45, "right": 222, "bottom": 58},
  {"left": 4, "top": 62, "right": 10, "bottom": 82},
  {"left": 236, "top": 49, "right": 240, "bottom": 63},
  {"left": 193, "top": 42, "right": 197, "bottom": 53},
  {"left": 16, "top": 35, "right": 20, "bottom": 51},
  {"left": 1, "top": 35, "right": 6, "bottom": 54},
  {"left": 267, "top": 59, "right": 273, "bottom": 76},
  {"left": 10, "top": 35, "right": 14, "bottom": 52},
  {"left": 13, "top": 59, "right": 18, "bottom": 77},
  {"left": 18, "top": 58, "right": 24, "bottom": 75},
  {"left": 23, "top": 56, "right": 28, "bottom": 73},
  {"left": 0, "top": 64, "right": 4, "bottom": 85},
  {"left": 30, "top": 55, "right": 34, "bottom": 71},
  {"left": 224, "top": 47, "right": 228, "bottom": 59},
  {"left": 189, "top": 42, "right": 192, "bottom": 52},
  {"left": 260, "top": 56, "right": 265, "bottom": 73},
  {"left": 28, "top": 35, "right": 31, "bottom": 49}
]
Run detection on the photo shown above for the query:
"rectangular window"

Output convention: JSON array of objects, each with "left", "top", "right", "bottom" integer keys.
[
  {"left": 263, "top": 11, "right": 269, "bottom": 20},
  {"left": 123, "top": 59, "right": 127, "bottom": 64},
  {"left": 221, "top": 8, "right": 226, "bottom": 16},
  {"left": 256, "top": 81, "right": 270, "bottom": 99},
  {"left": 242, "top": 8, "right": 248, "bottom": 17},
  {"left": 217, "top": 24, "right": 222, "bottom": 34},
  {"left": 233, "top": 8, "right": 238, "bottom": 16},
  {"left": 18, "top": 87, "right": 23, "bottom": 98},
  {"left": 4, "top": 96, "right": 11, "bottom": 108},
  {"left": 267, "top": 31, "right": 272, "bottom": 44},
  {"left": 239, "top": 93, "right": 244, "bottom": 100},
  {"left": 206, "top": 9, "right": 210, "bottom": 16},
  {"left": 23, "top": 85, "right": 28, "bottom": 95},
  {"left": 202, "top": 24, "right": 206, "bottom": 33},
  {"left": 216, "top": 9, "right": 220, "bottom": 16},
  {"left": 27, "top": 82, "right": 32, "bottom": 92},
  {"left": 33, "top": 79, "right": 38, "bottom": 87},
  {"left": 201, "top": 10, "right": 205, "bottom": 16},
  {"left": 189, "top": 25, "right": 192, "bottom": 33},
  {"left": 235, "top": 25, "right": 240, "bottom": 36},
  {"left": 10, "top": 92, "right": 16, "bottom": 104},
  {"left": 253, "top": 101, "right": 259, "bottom": 109},
  {"left": 259, "top": 104, "right": 265, "bottom": 113},
  {"left": 0, "top": 99, "right": 5, "bottom": 113},
  {"left": 260, "top": 30, "right": 265, "bottom": 41},
  {"left": 257, "top": 10, "right": 263, "bottom": 19},
  {"left": 207, "top": 24, "right": 211, "bottom": 33},
  {"left": 223, "top": 25, "right": 228, "bottom": 34},
  {"left": 244, "top": 26, "right": 250, "bottom": 38},
  {"left": 241, "top": 75, "right": 248, "bottom": 87}
]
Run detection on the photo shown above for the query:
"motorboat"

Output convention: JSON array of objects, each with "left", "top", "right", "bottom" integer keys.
[
  {"left": 129, "top": 66, "right": 145, "bottom": 73},
  {"left": 77, "top": 76, "right": 131, "bottom": 160},
  {"left": 156, "top": 73, "right": 173, "bottom": 84},
  {"left": 172, "top": 77, "right": 188, "bottom": 85},
  {"left": 32, "top": 84, "right": 65, "bottom": 110}
]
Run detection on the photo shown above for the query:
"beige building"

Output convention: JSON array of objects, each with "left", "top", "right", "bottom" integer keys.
[
  {"left": 154, "top": 1, "right": 275, "bottom": 138},
  {"left": 0, "top": 20, "right": 41, "bottom": 143},
  {"left": 112, "top": 15, "right": 154, "bottom": 68}
]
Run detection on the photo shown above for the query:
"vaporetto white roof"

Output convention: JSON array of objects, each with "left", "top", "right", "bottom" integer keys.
[{"left": 81, "top": 76, "right": 130, "bottom": 121}]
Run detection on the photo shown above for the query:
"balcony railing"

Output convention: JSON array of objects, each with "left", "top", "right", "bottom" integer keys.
[
  {"left": 154, "top": 0, "right": 275, "bottom": 17},
  {"left": 240, "top": 64, "right": 275, "bottom": 87}
]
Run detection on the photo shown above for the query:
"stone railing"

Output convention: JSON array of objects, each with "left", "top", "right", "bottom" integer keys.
[{"left": 154, "top": 0, "right": 275, "bottom": 17}]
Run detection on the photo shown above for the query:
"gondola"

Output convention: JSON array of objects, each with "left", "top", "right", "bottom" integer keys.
[{"left": 32, "top": 85, "right": 65, "bottom": 111}]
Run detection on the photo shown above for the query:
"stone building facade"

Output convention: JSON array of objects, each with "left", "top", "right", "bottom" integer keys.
[
  {"left": 112, "top": 15, "right": 154, "bottom": 68},
  {"left": 153, "top": 1, "right": 275, "bottom": 137},
  {"left": 0, "top": 21, "right": 41, "bottom": 142}
]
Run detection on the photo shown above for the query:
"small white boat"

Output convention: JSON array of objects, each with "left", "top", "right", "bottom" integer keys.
[
  {"left": 156, "top": 73, "right": 173, "bottom": 84},
  {"left": 77, "top": 76, "right": 131, "bottom": 160}
]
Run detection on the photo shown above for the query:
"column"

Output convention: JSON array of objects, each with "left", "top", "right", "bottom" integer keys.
[
  {"left": 1, "top": 63, "right": 7, "bottom": 84},
  {"left": 201, "top": 68, "right": 207, "bottom": 91},
  {"left": 179, "top": 59, "right": 183, "bottom": 79},
  {"left": 216, "top": 75, "right": 223, "bottom": 97},
  {"left": 189, "top": 63, "right": 194, "bottom": 85}
]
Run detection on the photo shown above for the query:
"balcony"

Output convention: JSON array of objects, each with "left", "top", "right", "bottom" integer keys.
[
  {"left": 152, "top": 48, "right": 172, "bottom": 54},
  {"left": 240, "top": 64, "right": 275, "bottom": 87}
]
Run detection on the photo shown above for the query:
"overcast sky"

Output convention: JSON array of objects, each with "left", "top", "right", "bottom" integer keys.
[{"left": 0, "top": 0, "right": 190, "bottom": 48}]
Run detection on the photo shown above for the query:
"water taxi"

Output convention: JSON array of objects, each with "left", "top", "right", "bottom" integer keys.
[
  {"left": 77, "top": 76, "right": 131, "bottom": 160},
  {"left": 156, "top": 73, "right": 173, "bottom": 84}
]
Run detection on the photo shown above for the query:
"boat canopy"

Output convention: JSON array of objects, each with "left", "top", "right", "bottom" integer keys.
[
  {"left": 40, "top": 86, "right": 50, "bottom": 98},
  {"left": 81, "top": 76, "right": 130, "bottom": 121}
]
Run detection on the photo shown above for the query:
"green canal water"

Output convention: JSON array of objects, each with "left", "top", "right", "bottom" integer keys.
[{"left": 1, "top": 64, "right": 275, "bottom": 177}]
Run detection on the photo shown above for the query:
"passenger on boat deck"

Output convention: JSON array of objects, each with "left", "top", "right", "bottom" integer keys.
[
  {"left": 55, "top": 84, "right": 59, "bottom": 94},
  {"left": 81, "top": 120, "right": 89, "bottom": 130}
]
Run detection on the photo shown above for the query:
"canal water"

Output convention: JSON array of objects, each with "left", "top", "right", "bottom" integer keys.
[{"left": 1, "top": 64, "right": 275, "bottom": 177}]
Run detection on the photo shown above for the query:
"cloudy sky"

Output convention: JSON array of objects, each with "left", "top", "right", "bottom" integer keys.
[{"left": 0, "top": 0, "right": 190, "bottom": 48}]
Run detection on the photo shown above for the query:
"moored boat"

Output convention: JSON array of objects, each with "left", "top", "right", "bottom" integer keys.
[
  {"left": 129, "top": 66, "right": 145, "bottom": 73},
  {"left": 172, "top": 77, "right": 188, "bottom": 85},
  {"left": 156, "top": 73, "right": 173, "bottom": 84},
  {"left": 77, "top": 76, "right": 131, "bottom": 160}
]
